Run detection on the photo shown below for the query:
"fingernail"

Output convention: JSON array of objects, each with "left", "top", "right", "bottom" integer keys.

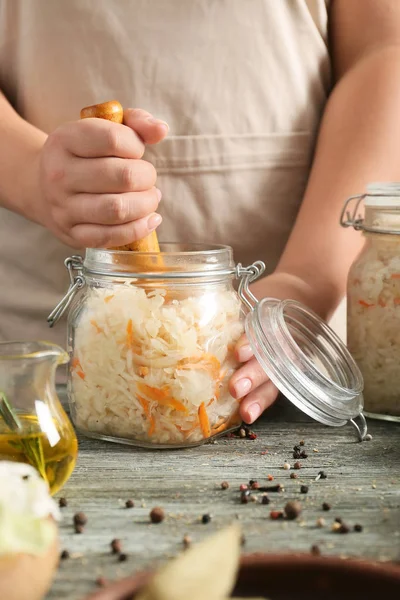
[
  {"left": 148, "top": 117, "right": 169, "bottom": 132},
  {"left": 248, "top": 403, "right": 261, "bottom": 423},
  {"left": 238, "top": 344, "right": 253, "bottom": 362},
  {"left": 233, "top": 378, "right": 252, "bottom": 398},
  {"left": 156, "top": 188, "right": 162, "bottom": 201},
  {"left": 147, "top": 213, "right": 162, "bottom": 231}
]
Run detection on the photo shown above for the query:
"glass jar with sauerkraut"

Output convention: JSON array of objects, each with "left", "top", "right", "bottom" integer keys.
[
  {"left": 341, "top": 182, "right": 400, "bottom": 422},
  {"left": 49, "top": 245, "right": 265, "bottom": 448},
  {"left": 49, "top": 243, "right": 368, "bottom": 447}
]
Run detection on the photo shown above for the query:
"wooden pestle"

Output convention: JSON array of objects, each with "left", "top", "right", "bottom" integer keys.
[{"left": 80, "top": 100, "right": 161, "bottom": 254}]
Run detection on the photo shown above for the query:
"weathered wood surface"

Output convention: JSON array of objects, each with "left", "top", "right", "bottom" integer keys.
[{"left": 47, "top": 395, "right": 400, "bottom": 600}]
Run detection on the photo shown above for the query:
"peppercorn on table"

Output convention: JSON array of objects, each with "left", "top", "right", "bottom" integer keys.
[{"left": 47, "top": 392, "right": 400, "bottom": 600}]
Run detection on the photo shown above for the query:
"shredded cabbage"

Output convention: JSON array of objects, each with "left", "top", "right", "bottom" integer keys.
[
  {"left": 347, "top": 239, "right": 400, "bottom": 417},
  {"left": 70, "top": 284, "right": 244, "bottom": 445}
]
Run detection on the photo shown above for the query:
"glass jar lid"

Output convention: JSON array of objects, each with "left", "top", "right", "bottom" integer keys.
[{"left": 244, "top": 297, "right": 367, "bottom": 440}]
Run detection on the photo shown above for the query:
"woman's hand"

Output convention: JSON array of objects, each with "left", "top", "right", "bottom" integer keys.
[
  {"left": 32, "top": 109, "right": 168, "bottom": 248},
  {"left": 229, "top": 271, "right": 334, "bottom": 424},
  {"left": 229, "top": 334, "right": 279, "bottom": 424}
]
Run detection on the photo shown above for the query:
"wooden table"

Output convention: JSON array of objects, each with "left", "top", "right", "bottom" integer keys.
[{"left": 47, "top": 398, "right": 400, "bottom": 600}]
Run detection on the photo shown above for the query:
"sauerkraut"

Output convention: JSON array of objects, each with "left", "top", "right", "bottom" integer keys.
[
  {"left": 69, "top": 284, "right": 244, "bottom": 446},
  {"left": 347, "top": 239, "right": 400, "bottom": 417}
]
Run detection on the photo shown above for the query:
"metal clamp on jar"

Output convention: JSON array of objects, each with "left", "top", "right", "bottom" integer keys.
[
  {"left": 49, "top": 243, "right": 367, "bottom": 448},
  {"left": 341, "top": 182, "right": 400, "bottom": 423}
]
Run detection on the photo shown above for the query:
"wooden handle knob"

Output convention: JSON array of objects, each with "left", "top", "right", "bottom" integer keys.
[
  {"left": 80, "top": 100, "right": 161, "bottom": 254},
  {"left": 80, "top": 100, "right": 123, "bottom": 124}
]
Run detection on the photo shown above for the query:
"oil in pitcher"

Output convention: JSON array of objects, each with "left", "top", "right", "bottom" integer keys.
[{"left": 0, "top": 341, "right": 78, "bottom": 494}]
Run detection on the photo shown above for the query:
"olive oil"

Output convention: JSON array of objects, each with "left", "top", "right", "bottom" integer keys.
[{"left": 0, "top": 415, "right": 78, "bottom": 495}]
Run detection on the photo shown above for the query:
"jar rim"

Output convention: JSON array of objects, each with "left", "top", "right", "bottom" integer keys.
[{"left": 83, "top": 243, "right": 236, "bottom": 279}]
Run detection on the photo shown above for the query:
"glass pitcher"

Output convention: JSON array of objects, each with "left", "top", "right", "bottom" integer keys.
[{"left": 0, "top": 341, "right": 78, "bottom": 494}]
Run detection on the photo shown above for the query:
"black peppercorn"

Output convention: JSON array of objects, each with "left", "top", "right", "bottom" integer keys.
[
  {"left": 294, "top": 461, "right": 302, "bottom": 470},
  {"left": 150, "top": 507, "right": 165, "bottom": 524},
  {"left": 311, "top": 544, "right": 321, "bottom": 556},
  {"left": 125, "top": 499, "right": 134, "bottom": 508},
  {"left": 284, "top": 500, "right": 302, "bottom": 520},
  {"left": 118, "top": 553, "right": 128, "bottom": 562},
  {"left": 322, "top": 502, "right": 331, "bottom": 511},
  {"left": 111, "top": 539, "right": 122, "bottom": 554},
  {"left": 261, "top": 494, "right": 270, "bottom": 505},
  {"left": 354, "top": 524, "right": 363, "bottom": 532},
  {"left": 60, "top": 549, "right": 70, "bottom": 560},
  {"left": 300, "top": 485, "right": 309, "bottom": 494},
  {"left": 221, "top": 481, "right": 229, "bottom": 490},
  {"left": 299, "top": 440, "right": 305, "bottom": 446},
  {"left": 202, "top": 514, "right": 211, "bottom": 524},
  {"left": 73, "top": 512, "right": 87, "bottom": 526},
  {"left": 290, "top": 472, "right": 298, "bottom": 480},
  {"left": 59, "top": 497, "right": 68, "bottom": 508}
]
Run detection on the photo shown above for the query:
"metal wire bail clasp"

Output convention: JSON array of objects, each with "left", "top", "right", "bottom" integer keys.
[
  {"left": 236, "top": 260, "right": 266, "bottom": 311},
  {"left": 47, "top": 256, "right": 85, "bottom": 328},
  {"left": 340, "top": 194, "right": 366, "bottom": 231}
]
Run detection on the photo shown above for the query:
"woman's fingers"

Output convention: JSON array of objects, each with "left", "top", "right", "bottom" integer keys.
[
  {"left": 66, "top": 156, "right": 157, "bottom": 194},
  {"left": 235, "top": 334, "right": 254, "bottom": 362},
  {"left": 124, "top": 108, "right": 169, "bottom": 145},
  {"left": 52, "top": 119, "right": 146, "bottom": 159},
  {"left": 69, "top": 213, "right": 162, "bottom": 248},
  {"left": 239, "top": 380, "right": 279, "bottom": 424},
  {"left": 229, "top": 356, "right": 268, "bottom": 400},
  {"left": 66, "top": 188, "right": 161, "bottom": 226}
]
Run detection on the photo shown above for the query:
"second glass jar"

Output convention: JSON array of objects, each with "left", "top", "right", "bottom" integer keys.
[
  {"left": 344, "top": 183, "right": 400, "bottom": 422},
  {"left": 65, "top": 244, "right": 251, "bottom": 448}
]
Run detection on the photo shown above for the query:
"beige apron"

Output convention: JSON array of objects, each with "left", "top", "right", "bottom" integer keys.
[{"left": 0, "top": 0, "right": 334, "bottom": 348}]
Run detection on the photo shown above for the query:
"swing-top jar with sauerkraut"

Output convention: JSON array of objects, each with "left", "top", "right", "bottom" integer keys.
[
  {"left": 48, "top": 244, "right": 266, "bottom": 448},
  {"left": 341, "top": 182, "right": 400, "bottom": 422}
]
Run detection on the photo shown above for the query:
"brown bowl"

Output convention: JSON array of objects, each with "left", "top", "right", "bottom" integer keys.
[{"left": 85, "top": 553, "right": 400, "bottom": 600}]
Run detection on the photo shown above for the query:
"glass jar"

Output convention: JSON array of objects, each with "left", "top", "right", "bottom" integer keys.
[
  {"left": 341, "top": 182, "right": 400, "bottom": 422},
  {"left": 0, "top": 341, "right": 78, "bottom": 494},
  {"left": 50, "top": 243, "right": 367, "bottom": 447}
]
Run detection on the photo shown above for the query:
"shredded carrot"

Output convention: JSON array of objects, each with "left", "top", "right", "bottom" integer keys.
[
  {"left": 138, "top": 395, "right": 155, "bottom": 436},
  {"left": 104, "top": 295, "right": 114, "bottom": 303},
  {"left": 71, "top": 357, "right": 82, "bottom": 370},
  {"left": 76, "top": 370, "right": 85, "bottom": 380},
  {"left": 137, "top": 383, "right": 187, "bottom": 412},
  {"left": 148, "top": 415, "right": 156, "bottom": 436},
  {"left": 358, "top": 300, "right": 375, "bottom": 308},
  {"left": 394, "top": 298, "right": 400, "bottom": 306},
  {"left": 198, "top": 402, "right": 211, "bottom": 438},
  {"left": 126, "top": 319, "right": 134, "bottom": 346},
  {"left": 138, "top": 366, "right": 149, "bottom": 377},
  {"left": 390, "top": 274, "right": 400, "bottom": 280},
  {"left": 90, "top": 319, "right": 104, "bottom": 334},
  {"left": 179, "top": 353, "right": 221, "bottom": 379},
  {"left": 207, "top": 398, "right": 215, "bottom": 407},
  {"left": 211, "top": 421, "right": 229, "bottom": 435},
  {"left": 138, "top": 395, "right": 150, "bottom": 417}
]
